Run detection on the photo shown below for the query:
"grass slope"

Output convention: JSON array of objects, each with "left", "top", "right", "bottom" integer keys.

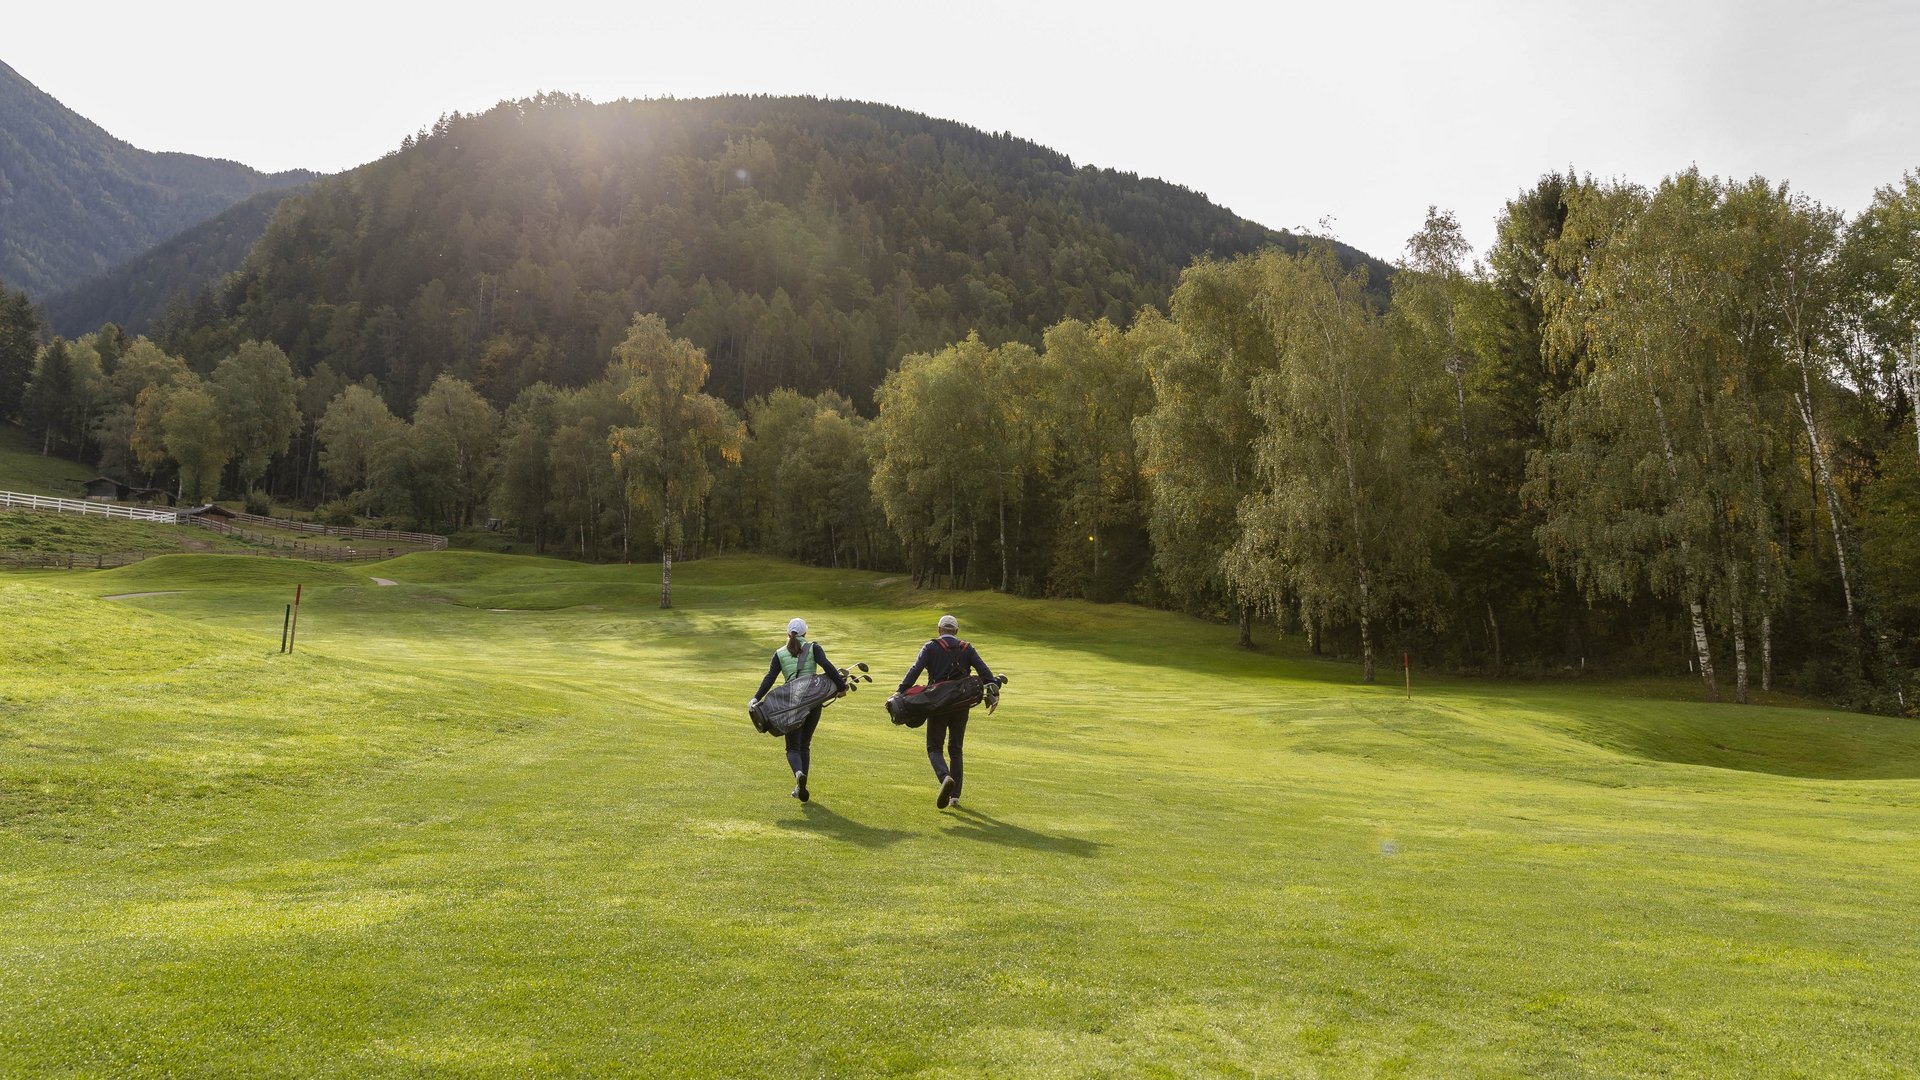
[
  {"left": 0, "top": 423, "right": 93, "bottom": 497},
  {"left": 0, "top": 510, "right": 263, "bottom": 556},
  {"left": 2, "top": 553, "right": 1917, "bottom": 1077}
]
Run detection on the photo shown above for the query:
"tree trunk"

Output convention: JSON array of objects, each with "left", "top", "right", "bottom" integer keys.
[
  {"left": 1237, "top": 605, "right": 1252, "bottom": 649},
  {"left": 1795, "top": 384, "right": 1854, "bottom": 623},
  {"left": 1909, "top": 356, "right": 1920, "bottom": 465},
  {"left": 999, "top": 492, "right": 1007, "bottom": 592},
  {"left": 1687, "top": 597, "right": 1720, "bottom": 703},
  {"left": 1358, "top": 602, "right": 1376, "bottom": 684},
  {"left": 1651, "top": 390, "right": 1719, "bottom": 702},
  {"left": 1762, "top": 613, "right": 1772, "bottom": 693},
  {"left": 660, "top": 540, "right": 673, "bottom": 609},
  {"left": 1732, "top": 598, "right": 1749, "bottom": 706},
  {"left": 1486, "top": 600, "right": 1503, "bottom": 677}
]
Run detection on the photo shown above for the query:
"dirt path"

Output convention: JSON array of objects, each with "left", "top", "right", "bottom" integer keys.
[{"left": 370, "top": 577, "right": 397, "bottom": 586}]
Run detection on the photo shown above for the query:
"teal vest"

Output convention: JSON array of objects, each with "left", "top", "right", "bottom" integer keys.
[{"left": 776, "top": 641, "right": 818, "bottom": 682}]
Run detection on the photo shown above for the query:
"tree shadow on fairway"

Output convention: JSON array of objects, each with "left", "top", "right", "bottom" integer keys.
[
  {"left": 944, "top": 807, "right": 1103, "bottom": 858},
  {"left": 778, "top": 802, "right": 915, "bottom": 849}
]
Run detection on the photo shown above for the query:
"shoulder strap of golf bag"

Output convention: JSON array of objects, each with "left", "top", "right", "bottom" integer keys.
[
  {"left": 776, "top": 642, "right": 817, "bottom": 682},
  {"left": 931, "top": 637, "right": 971, "bottom": 682}
]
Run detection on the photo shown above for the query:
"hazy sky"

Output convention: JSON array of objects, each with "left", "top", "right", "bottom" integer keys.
[{"left": 10, "top": 0, "right": 1917, "bottom": 261}]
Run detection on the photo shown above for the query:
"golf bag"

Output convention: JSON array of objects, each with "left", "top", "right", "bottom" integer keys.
[
  {"left": 886, "top": 675, "right": 985, "bottom": 728},
  {"left": 751, "top": 673, "right": 841, "bottom": 736}
]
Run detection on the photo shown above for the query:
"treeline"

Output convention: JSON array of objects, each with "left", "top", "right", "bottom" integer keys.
[
  {"left": 7, "top": 165, "right": 1919, "bottom": 712},
  {"left": 863, "top": 169, "right": 1920, "bottom": 711},
  {"left": 147, "top": 93, "right": 1376, "bottom": 411}
]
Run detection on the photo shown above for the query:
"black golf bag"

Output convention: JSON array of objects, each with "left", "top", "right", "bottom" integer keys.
[{"left": 886, "top": 675, "right": 985, "bottom": 728}]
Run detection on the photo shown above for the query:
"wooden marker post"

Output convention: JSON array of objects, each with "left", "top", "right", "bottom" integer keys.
[{"left": 288, "top": 584, "right": 303, "bottom": 653}]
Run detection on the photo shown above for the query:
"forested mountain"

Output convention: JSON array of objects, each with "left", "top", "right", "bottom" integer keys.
[
  {"left": 0, "top": 59, "right": 316, "bottom": 298},
  {"left": 158, "top": 93, "right": 1379, "bottom": 408},
  {"left": 44, "top": 184, "right": 310, "bottom": 337}
]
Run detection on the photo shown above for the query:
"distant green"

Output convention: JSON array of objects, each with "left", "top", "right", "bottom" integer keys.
[{"left": 1, "top": 553, "right": 1915, "bottom": 1077}]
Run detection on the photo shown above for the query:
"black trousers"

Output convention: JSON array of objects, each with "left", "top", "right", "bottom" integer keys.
[
  {"left": 926, "top": 709, "right": 969, "bottom": 796},
  {"left": 785, "top": 706, "right": 822, "bottom": 776}
]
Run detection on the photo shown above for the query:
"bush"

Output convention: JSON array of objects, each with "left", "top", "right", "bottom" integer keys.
[
  {"left": 315, "top": 500, "right": 359, "bottom": 527},
  {"left": 243, "top": 489, "right": 272, "bottom": 516}
]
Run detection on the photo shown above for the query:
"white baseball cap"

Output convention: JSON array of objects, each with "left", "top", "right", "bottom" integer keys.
[
  {"left": 787, "top": 618, "right": 808, "bottom": 636},
  {"left": 937, "top": 614, "right": 958, "bottom": 631}
]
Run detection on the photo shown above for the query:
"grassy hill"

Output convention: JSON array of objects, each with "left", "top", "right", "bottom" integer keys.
[
  {"left": 0, "top": 421, "right": 91, "bottom": 495},
  {"left": 2, "top": 553, "right": 1916, "bottom": 1076}
]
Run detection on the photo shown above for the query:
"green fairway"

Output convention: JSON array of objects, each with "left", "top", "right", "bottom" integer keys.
[{"left": 2, "top": 553, "right": 1916, "bottom": 1077}]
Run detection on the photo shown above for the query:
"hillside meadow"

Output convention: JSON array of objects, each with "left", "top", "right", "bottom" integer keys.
[{"left": 1, "top": 552, "right": 1916, "bottom": 1077}]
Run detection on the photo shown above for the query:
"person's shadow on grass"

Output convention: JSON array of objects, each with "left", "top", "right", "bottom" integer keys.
[
  {"left": 943, "top": 806, "right": 1102, "bottom": 858},
  {"left": 777, "top": 801, "right": 914, "bottom": 849}
]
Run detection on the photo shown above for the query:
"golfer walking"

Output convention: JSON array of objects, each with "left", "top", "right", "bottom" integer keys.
[
  {"left": 895, "top": 614, "right": 995, "bottom": 809},
  {"left": 752, "top": 617, "right": 847, "bottom": 802}
]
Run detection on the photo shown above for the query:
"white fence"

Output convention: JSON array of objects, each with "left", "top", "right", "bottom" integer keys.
[{"left": 0, "top": 490, "right": 179, "bottom": 523}]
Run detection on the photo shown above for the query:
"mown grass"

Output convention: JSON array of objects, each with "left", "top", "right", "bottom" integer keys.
[{"left": 2, "top": 553, "right": 1916, "bottom": 1077}]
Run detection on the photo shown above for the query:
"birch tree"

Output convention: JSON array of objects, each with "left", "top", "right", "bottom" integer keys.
[
  {"left": 1226, "top": 246, "right": 1436, "bottom": 682},
  {"left": 1847, "top": 170, "right": 1920, "bottom": 465},
  {"left": 1533, "top": 172, "right": 1786, "bottom": 703},
  {"left": 1136, "top": 255, "right": 1279, "bottom": 645},
  {"left": 608, "top": 314, "right": 742, "bottom": 607}
]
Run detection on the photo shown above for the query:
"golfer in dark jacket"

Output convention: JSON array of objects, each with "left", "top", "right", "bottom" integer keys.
[
  {"left": 752, "top": 617, "right": 847, "bottom": 802},
  {"left": 895, "top": 614, "right": 994, "bottom": 809}
]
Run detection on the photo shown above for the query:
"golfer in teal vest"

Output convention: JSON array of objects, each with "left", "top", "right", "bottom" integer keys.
[{"left": 751, "top": 617, "right": 847, "bottom": 801}]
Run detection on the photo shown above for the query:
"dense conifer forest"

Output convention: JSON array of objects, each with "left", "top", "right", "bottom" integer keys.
[{"left": 149, "top": 94, "right": 1375, "bottom": 409}]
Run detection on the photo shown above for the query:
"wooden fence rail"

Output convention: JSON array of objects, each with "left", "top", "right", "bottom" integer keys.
[
  {"left": 182, "top": 517, "right": 410, "bottom": 561},
  {"left": 216, "top": 510, "right": 447, "bottom": 548},
  {"left": 0, "top": 490, "right": 177, "bottom": 523}
]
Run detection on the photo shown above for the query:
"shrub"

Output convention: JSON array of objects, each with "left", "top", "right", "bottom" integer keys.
[
  {"left": 243, "top": 489, "right": 272, "bottom": 516},
  {"left": 315, "top": 500, "right": 359, "bottom": 527}
]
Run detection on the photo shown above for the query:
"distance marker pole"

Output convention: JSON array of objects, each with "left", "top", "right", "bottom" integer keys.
[
  {"left": 281, "top": 604, "right": 291, "bottom": 653},
  {"left": 288, "top": 584, "right": 303, "bottom": 653}
]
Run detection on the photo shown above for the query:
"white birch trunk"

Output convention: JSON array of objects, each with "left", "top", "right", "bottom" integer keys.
[
  {"left": 1762, "top": 613, "right": 1772, "bottom": 693},
  {"left": 1731, "top": 576, "right": 1749, "bottom": 706},
  {"left": 1651, "top": 391, "right": 1720, "bottom": 702},
  {"left": 1795, "top": 378, "right": 1854, "bottom": 622}
]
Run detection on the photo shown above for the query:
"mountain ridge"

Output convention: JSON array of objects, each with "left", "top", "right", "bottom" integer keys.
[
  {"left": 156, "top": 92, "right": 1386, "bottom": 408},
  {"left": 0, "top": 58, "right": 318, "bottom": 297}
]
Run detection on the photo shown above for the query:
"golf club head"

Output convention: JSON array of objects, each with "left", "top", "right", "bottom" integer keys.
[{"left": 855, "top": 662, "right": 869, "bottom": 672}]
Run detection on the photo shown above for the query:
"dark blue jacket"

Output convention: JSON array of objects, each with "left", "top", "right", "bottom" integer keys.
[
  {"left": 755, "top": 641, "right": 847, "bottom": 700},
  {"left": 897, "top": 635, "right": 993, "bottom": 693}
]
